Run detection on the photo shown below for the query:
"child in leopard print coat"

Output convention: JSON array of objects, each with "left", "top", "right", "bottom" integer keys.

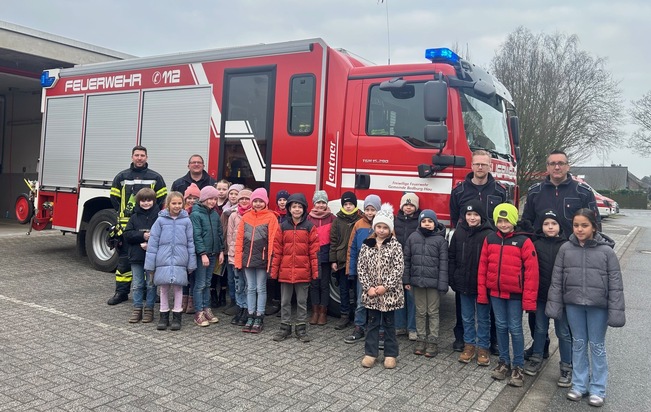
[{"left": 358, "top": 204, "right": 404, "bottom": 369}]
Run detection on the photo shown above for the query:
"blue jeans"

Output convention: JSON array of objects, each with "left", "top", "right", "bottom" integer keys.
[
  {"left": 395, "top": 288, "right": 416, "bottom": 332},
  {"left": 244, "top": 267, "right": 267, "bottom": 315},
  {"left": 226, "top": 263, "right": 236, "bottom": 303},
  {"left": 131, "top": 263, "right": 155, "bottom": 309},
  {"left": 460, "top": 294, "right": 490, "bottom": 349},
  {"left": 353, "top": 278, "right": 367, "bottom": 329},
  {"left": 554, "top": 309, "right": 573, "bottom": 366},
  {"left": 337, "top": 269, "right": 355, "bottom": 316},
  {"left": 490, "top": 297, "right": 525, "bottom": 367},
  {"left": 365, "top": 309, "right": 398, "bottom": 358},
  {"left": 193, "top": 255, "right": 216, "bottom": 312},
  {"left": 566, "top": 304, "right": 608, "bottom": 398},
  {"left": 233, "top": 266, "right": 247, "bottom": 309}
]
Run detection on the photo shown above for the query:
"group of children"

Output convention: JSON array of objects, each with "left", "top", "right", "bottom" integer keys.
[{"left": 124, "top": 184, "right": 624, "bottom": 407}]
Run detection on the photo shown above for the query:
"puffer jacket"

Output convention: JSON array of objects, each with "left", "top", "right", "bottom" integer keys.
[
  {"left": 190, "top": 202, "right": 224, "bottom": 256},
  {"left": 346, "top": 215, "right": 373, "bottom": 277},
  {"left": 533, "top": 231, "right": 567, "bottom": 303},
  {"left": 144, "top": 209, "right": 196, "bottom": 286},
  {"left": 123, "top": 203, "right": 160, "bottom": 264},
  {"left": 477, "top": 228, "right": 539, "bottom": 311},
  {"left": 227, "top": 208, "right": 247, "bottom": 265},
  {"left": 546, "top": 233, "right": 625, "bottom": 327},
  {"left": 271, "top": 194, "right": 319, "bottom": 283},
  {"left": 403, "top": 223, "right": 449, "bottom": 291},
  {"left": 235, "top": 207, "right": 279, "bottom": 272},
  {"left": 329, "top": 209, "right": 362, "bottom": 268},
  {"left": 306, "top": 208, "right": 335, "bottom": 264},
  {"left": 358, "top": 235, "right": 405, "bottom": 312},
  {"left": 448, "top": 219, "right": 493, "bottom": 295},
  {"left": 394, "top": 209, "right": 421, "bottom": 246}
]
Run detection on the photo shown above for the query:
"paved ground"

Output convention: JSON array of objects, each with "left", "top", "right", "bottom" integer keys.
[{"left": 0, "top": 213, "right": 642, "bottom": 411}]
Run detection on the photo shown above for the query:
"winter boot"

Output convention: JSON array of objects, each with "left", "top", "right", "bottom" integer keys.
[
  {"left": 295, "top": 323, "right": 311, "bottom": 342},
  {"left": 251, "top": 315, "right": 264, "bottom": 334},
  {"left": 334, "top": 314, "right": 351, "bottom": 330},
  {"left": 242, "top": 314, "right": 255, "bottom": 333},
  {"left": 210, "top": 288, "right": 219, "bottom": 308},
  {"left": 128, "top": 308, "right": 142, "bottom": 323},
  {"left": 107, "top": 292, "right": 128, "bottom": 306},
  {"left": 231, "top": 307, "right": 244, "bottom": 325},
  {"left": 273, "top": 323, "right": 293, "bottom": 342},
  {"left": 157, "top": 311, "right": 170, "bottom": 330},
  {"left": 317, "top": 305, "right": 327, "bottom": 326},
  {"left": 142, "top": 308, "right": 154, "bottom": 323},
  {"left": 170, "top": 311, "right": 182, "bottom": 331},
  {"left": 185, "top": 297, "right": 196, "bottom": 314},
  {"left": 309, "top": 305, "right": 319, "bottom": 325}
]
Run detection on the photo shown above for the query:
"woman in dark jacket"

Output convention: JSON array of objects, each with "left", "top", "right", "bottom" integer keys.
[{"left": 546, "top": 209, "right": 625, "bottom": 407}]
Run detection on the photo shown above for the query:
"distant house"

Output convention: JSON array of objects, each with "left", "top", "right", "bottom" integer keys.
[{"left": 572, "top": 165, "right": 650, "bottom": 192}]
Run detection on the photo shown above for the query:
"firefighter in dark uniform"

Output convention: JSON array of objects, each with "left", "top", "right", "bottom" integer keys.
[
  {"left": 449, "top": 150, "right": 506, "bottom": 355},
  {"left": 107, "top": 145, "right": 167, "bottom": 305}
]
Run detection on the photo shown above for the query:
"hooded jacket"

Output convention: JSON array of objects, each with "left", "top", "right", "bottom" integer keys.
[
  {"left": 449, "top": 172, "right": 506, "bottom": 227},
  {"left": 329, "top": 209, "right": 362, "bottom": 268},
  {"left": 123, "top": 203, "right": 160, "bottom": 264},
  {"left": 394, "top": 208, "right": 422, "bottom": 247},
  {"left": 477, "top": 225, "right": 540, "bottom": 311},
  {"left": 448, "top": 218, "right": 494, "bottom": 295},
  {"left": 190, "top": 202, "right": 224, "bottom": 257},
  {"left": 357, "top": 235, "right": 405, "bottom": 312},
  {"left": 144, "top": 209, "right": 196, "bottom": 286},
  {"left": 533, "top": 230, "right": 567, "bottom": 303},
  {"left": 545, "top": 232, "right": 625, "bottom": 327},
  {"left": 271, "top": 193, "right": 319, "bottom": 283},
  {"left": 403, "top": 222, "right": 449, "bottom": 291}
]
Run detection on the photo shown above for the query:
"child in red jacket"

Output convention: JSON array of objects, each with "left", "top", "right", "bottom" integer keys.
[
  {"left": 478, "top": 203, "right": 539, "bottom": 388},
  {"left": 271, "top": 193, "right": 319, "bottom": 342}
]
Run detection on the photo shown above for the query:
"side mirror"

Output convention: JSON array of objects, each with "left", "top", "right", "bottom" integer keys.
[
  {"left": 423, "top": 124, "right": 448, "bottom": 149},
  {"left": 424, "top": 80, "right": 448, "bottom": 121},
  {"left": 509, "top": 116, "right": 520, "bottom": 147}
]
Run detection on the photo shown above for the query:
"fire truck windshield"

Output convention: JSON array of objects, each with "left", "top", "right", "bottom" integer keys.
[{"left": 459, "top": 89, "right": 512, "bottom": 160}]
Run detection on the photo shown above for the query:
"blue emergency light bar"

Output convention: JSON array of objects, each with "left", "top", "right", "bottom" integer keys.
[
  {"left": 425, "top": 48, "right": 460, "bottom": 64},
  {"left": 41, "top": 71, "right": 56, "bottom": 88}
]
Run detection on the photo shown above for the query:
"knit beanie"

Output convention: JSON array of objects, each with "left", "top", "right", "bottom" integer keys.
[
  {"left": 463, "top": 199, "right": 487, "bottom": 222},
  {"left": 418, "top": 209, "right": 438, "bottom": 225},
  {"left": 312, "top": 190, "right": 328, "bottom": 205},
  {"left": 373, "top": 203, "right": 395, "bottom": 232},
  {"left": 237, "top": 189, "right": 252, "bottom": 201},
  {"left": 199, "top": 186, "right": 220, "bottom": 202},
  {"left": 250, "top": 188, "right": 269, "bottom": 205},
  {"left": 184, "top": 183, "right": 200, "bottom": 200},
  {"left": 276, "top": 190, "right": 290, "bottom": 202},
  {"left": 541, "top": 209, "right": 561, "bottom": 227},
  {"left": 340, "top": 191, "right": 357, "bottom": 206},
  {"left": 228, "top": 183, "right": 244, "bottom": 194},
  {"left": 363, "top": 194, "right": 381, "bottom": 211},
  {"left": 493, "top": 203, "right": 519, "bottom": 226},
  {"left": 400, "top": 192, "right": 420, "bottom": 210}
]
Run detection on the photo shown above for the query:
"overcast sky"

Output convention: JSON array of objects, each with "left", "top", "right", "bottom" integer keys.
[{"left": 3, "top": 0, "right": 649, "bottom": 177}]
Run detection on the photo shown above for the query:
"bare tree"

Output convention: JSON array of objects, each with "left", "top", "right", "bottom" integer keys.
[
  {"left": 628, "top": 91, "right": 651, "bottom": 155},
  {"left": 491, "top": 27, "right": 623, "bottom": 192}
]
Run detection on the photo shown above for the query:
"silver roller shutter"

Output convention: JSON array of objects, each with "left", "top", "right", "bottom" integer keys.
[
  {"left": 140, "top": 87, "right": 212, "bottom": 189},
  {"left": 41, "top": 96, "right": 84, "bottom": 189},
  {"left": 82, "top": 92, "right": 140, "bottom": 184}
]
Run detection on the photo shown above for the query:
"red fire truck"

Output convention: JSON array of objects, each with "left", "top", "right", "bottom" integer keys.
[{"left": 28, "top": 38, "right": 519, "bottom": 309}]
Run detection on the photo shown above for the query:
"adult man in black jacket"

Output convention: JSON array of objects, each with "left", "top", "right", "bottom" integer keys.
[
  {"left": 171, "top": 154, "right": 216, "bottom": 194},
  {"left": 107, "top": 146, "right": 167, "bottom": 305}
]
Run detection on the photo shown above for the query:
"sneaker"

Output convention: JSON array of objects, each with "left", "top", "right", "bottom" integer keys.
[
  {"left": 491, "top": 361, "right": 511, "bottom": 380},
  {"left": 458, "top": 344, "right": 476, "bottom": 363},
  {"left": 566, "top": 389, "right": 584, "bottom": 402},
  {"left": 250, "top": 316, "right": 263, "bottom": 334},
  {"left": 413, "top": 340, "right": 427, "bottom": 356},
  {"left": 128, "top": 308, "right": 142, "bottom": 323},
  {"left": 557, "top": 369, "right": 572, "bottom": 388},
  {"left": 203, "top": 308, "right": 219, "bottom": 324},
  {"left": 378, "top": 332, "right": 385, "bottom": 351},
  {"left": 588, "top": 394, "right": 604, "bottom": 407},
  {"left": 408, "top": 331, "right": 418, "bottom": 341},
  {"left": 396, "top": 328, "right": 407, "bottom": 336},
  {"left": 344, "top": 327, "right": 365, "bottom": 344},
  {"left": 424, "top": 342, "right": 438, "bottom": 358},
  {"left": 524, "top": 357, "right": 543, "bottom": 376},
  {"left": 477, "top": 348, "right": 491, "bottom": 366},
  {"left": 194, "top": 311, "right": 209, "bottom": 327},
  {"left": 453, "top": 338, "right": 464, "bottom": 352},
  {"left": 508, "top": 366, "right": 524, "bottom": 387},
  {"left": 242, "top": 315, "right": 254, "bottom": 332}
]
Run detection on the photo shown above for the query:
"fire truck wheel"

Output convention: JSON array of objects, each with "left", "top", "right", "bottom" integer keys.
[
  {"left": 85, "top": 209, "right": 118, "bottom": 272},
  {"left": 14, "top": 193, "right": 34, "bottom": 224}
]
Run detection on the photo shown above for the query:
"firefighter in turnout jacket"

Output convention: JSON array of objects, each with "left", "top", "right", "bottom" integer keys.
[{"left": 107, "top": 146, "right": 167, "bottom": 305}]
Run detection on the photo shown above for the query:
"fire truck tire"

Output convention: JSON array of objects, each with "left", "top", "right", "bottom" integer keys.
[
  {"left": 85, "top": 209, "right": 118, "bottom": 272},
  {"left": 14, "top": 193, "right": 33, "bottom": 224}
]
